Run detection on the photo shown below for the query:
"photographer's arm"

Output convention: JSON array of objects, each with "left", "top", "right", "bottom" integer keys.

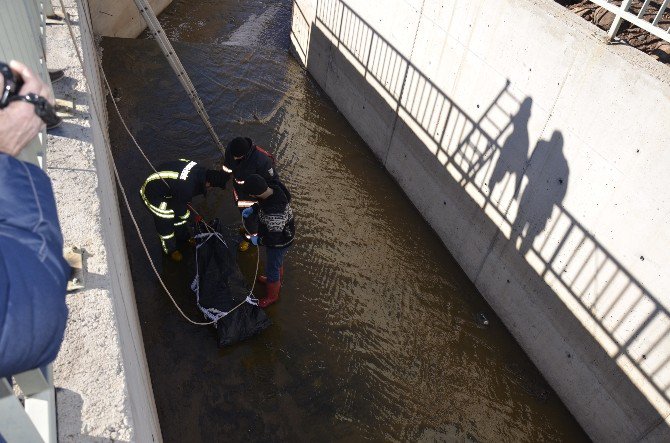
[
  {"left": 0, "top": 136, "right": 69, "bottom": 378},
  {"left": 0, "top": 60, "right": 53, "bottom": 156},
  {"left": 0, "top": 61, "right": 67, "bottom": 378}
]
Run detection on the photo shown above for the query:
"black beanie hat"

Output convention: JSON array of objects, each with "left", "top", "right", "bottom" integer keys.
[
  {"left": 228, "top": 137, "right": 252, "bottom": 158},
  {"left": 242, "top": 174, "right": 268, "bottom": 196},
  {"left": 205, "top": 169, "right": 226, "bottom": 189}
]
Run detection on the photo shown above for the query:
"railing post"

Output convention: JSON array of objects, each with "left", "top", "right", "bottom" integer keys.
[
  {"left": 0, "top": 374, "right": 48, "bottom": 442},
  {"left": 41, "top": 1, "right": 56, "bottom": 18},
  {"left": 608, "top": 0, "right": 634, "bottom": 41},
  {"left": 652, "top": 0, "right": 670, "bottom": 26},
  {"left": 15, "top": 365, "right": 57, "bottom": 443}
]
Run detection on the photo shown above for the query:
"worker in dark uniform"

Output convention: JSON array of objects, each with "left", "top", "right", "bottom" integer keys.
[
  {"left": 221, "top": 137, "right": 279, "bottom": 250},
  {"left": 140, "top": 159, "right": 226, "bottom": 262},
  {"left": 241, "top": 174, "right": 295, "bottom": 308}
]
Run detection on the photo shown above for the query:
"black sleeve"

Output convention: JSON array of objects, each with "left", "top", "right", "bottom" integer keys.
[
  {"left": 259, "top": 154, "right": 279, "bottom": 183},
  {"left": 221, "top": 150, "right": 234, "bottom": 182}
]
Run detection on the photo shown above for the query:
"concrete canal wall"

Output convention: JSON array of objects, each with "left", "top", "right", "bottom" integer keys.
[
  {"left": 89, "top": 0, "right": 172, "bottom": 38},
  {"left": 290, "top": 0, "right": 670, "bottom": 440}
]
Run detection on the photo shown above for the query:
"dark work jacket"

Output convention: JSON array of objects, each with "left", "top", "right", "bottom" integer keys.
[
  {"left": 141, "top": 159, "right": 208, "bottom": 218},
  {"left": 0, "top": 154, "right": 69, "bottom": 378},
  {"left": 222, "top": 138, "right": 279, "bottom": 208},
  {"left": 251, "top": 182, "right": 295, "bottom": 249}
]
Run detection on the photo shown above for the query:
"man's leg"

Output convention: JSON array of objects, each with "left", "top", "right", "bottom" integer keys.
[
  {"left": 267, "top": 247, "right": 289, "bottom": 282},
  {"left": 152, "top": 214, "right": 177, "bottom": 256},
  {"left": 257, "top": 247, "right": 286, "bottom": 285},
  {"left": 259, "top": 247, "right": 288, "bottom": 308},
  {"left": 173, "top": 207, "right": 191, "bottom": 247}
]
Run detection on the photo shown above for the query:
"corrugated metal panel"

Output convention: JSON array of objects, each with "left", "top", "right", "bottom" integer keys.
[{"left": 0, "top": 0, "right": 52, "bottom": 167}]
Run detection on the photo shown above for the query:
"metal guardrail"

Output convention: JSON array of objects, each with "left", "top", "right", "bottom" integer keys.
[
  {"left": 589, "top": 0, "right": 670, "bottom": 43},
  {"left": 0, "top": 1, "right": 58, "bottom": 442},
  {"left": 0, "top": 366, "right": 57, "bottom": 443}
]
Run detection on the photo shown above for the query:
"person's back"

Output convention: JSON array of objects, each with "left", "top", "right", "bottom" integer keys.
[
  {"left": 141, "top": 159, "right": 208, "bottom": 204},
  {"left": 140, "top": 159, "right": 225, "bottom": 259},
  {"left": 255, "top": 181, "right": 295, "bottom": 249},
  {"left": 0, "top": 148, "right": 69, "bottom": 377}
]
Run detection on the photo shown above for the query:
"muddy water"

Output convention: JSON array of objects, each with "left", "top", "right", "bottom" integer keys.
[{"left": 103, "top": 0, "right": 588, "bottom": 441}]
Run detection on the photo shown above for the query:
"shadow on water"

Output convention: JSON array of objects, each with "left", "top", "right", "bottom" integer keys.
[
  {"left": 100, "top": 0, "right": 601, "bottom": 441},
  {"left": 298, "top": 0, "right": 669, "bottom": 439}
]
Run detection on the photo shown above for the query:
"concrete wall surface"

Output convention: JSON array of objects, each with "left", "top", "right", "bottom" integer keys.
[
  {"left": 291, "top": 0, "right": 670, "bottom": 440},
  {"left": 46, "top": 0, "right": 162, "bottom": 441},
  {"left": 88, "top": 0, "right": 172, "bottom": 38}
]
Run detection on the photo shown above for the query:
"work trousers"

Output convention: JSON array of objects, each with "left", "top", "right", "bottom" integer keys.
[
  {"left": 149, "top": 210, "right": 190, "bottom": 254},
  {"left": 265, "top": 246, "right": 289, "bottom": 283}
]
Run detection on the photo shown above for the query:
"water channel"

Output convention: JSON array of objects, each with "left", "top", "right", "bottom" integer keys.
[{"left": 103, "top": 0, "right": 589, "bottom": 440}]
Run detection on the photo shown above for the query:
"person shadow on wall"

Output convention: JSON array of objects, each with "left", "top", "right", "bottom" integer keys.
[
  {"left": 513, "top": 131, "right": 569, "bottom": 257},
  {"left": 487, "top": 97, "right": 533, "bottom": 200}
]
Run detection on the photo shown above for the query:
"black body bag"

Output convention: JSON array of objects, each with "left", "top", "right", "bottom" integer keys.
[{"left": 191, "top": 220, "right": 271, "bottom": 347}]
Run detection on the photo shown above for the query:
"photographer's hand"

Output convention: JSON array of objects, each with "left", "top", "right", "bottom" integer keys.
[{"left": 0, "top": 61, "right": 53, "bottom": 157}]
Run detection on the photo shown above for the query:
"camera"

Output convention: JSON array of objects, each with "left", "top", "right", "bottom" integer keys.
[
  {"left": 0, "top": 61, "right": 23, "bottom": 108},
  {"left": 0, "top": 61, "right": 61, "bottom": 128}
]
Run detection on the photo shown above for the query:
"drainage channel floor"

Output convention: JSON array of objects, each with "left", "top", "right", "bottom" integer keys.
[{"left": 103, "top": 0, "right": 589, "bottom": 441}]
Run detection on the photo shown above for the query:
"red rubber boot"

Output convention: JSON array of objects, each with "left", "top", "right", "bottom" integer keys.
[
  {"left": 257, "top": 266, "right": 283, "bottom": 285},
  {"left": 259, "top": 281, "right": 281, "bottom": 308}
]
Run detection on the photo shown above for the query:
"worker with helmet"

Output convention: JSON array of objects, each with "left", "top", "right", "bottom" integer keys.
[{"left": 140, "top": 159, "right": 226, "bottom": 261}]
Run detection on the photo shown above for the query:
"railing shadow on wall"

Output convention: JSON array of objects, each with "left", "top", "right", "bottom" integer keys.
[{"left": 292, "top": 0, "right": 670, "bottom": 430}]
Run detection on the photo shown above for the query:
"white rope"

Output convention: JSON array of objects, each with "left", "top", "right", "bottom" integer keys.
[
  {"left": 63, "top": 1, "right": 261, "bottom": 326},
  {"left": 191, "top": 231, "right": 260, "bottom": 323},
  {"left": 102, "top": 67, "right": 262, "bottom": 326}
]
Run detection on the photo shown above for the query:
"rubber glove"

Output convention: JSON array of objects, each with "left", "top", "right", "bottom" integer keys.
[
  {"left": 170, "top": 250, "right": 183, "bottom": 262},
  {"left": 242, "top": 207, "right": 254, "bottom": 218},
  {"left": 250, "top": 235, "right": 259, "bottom": 246}
]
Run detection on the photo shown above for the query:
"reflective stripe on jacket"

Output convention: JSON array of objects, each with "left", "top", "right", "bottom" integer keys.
[{"left": 139, "top": 159, "right": 206, "bottom": 253}]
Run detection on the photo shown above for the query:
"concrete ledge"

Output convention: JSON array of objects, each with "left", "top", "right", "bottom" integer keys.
[
  {"left": 88, "top": 0, "right": 172, "bottom": 38},
  {"left": 47, "top": 0, "right": 161, "bottom": 441}
]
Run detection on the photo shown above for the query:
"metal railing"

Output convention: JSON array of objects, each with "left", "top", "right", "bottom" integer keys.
[
  {"left": 589, "top": 0, "right": 670, "bottom": 43},
  {"left": 0, "top": 366, "right": 57, "bottom": 443},
  {"left": 0, "top": 1, "right": 58, "bottom": 442},
  {"left": 311, "top": 0, "right": 670, "bottom": 431}
]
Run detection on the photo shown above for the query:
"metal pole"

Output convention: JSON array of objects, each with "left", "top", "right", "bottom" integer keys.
[
  {"left": 131, "top": 0, "right": 226, "bottom": 155},
  {"left": 608, "top": 0, "right": 634, "bottom": 41},
  {"left": 15, "top": 365, "right": 57, "bottom": 443}
]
